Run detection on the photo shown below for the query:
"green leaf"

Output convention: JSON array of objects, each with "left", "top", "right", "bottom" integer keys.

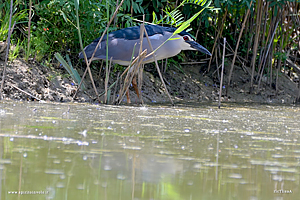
[
  {"left": 74, "top": 0, "right": 79, "bottom": 10},
  {"left": 169, "top": 37, "right": 181, "bottom": 40},
  {"left": 60, "top": 10, "right": 68, "bottom": 23}
]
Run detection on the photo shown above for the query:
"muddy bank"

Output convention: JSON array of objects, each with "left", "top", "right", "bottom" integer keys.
[{"left": 0, "top": 53, "right": 299, "bottom": 105}]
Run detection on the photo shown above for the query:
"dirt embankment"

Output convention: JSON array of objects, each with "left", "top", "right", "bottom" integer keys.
[{"left": 0, "top": 43, "right": 299, "bottom": 104}]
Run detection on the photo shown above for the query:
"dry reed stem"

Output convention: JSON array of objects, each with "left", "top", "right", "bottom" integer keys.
[
  {"left": 117, "top": 50, "right": 147, "bottom": 104},
  {"left": 112, "top": 72, "right": 120, "bottom": 103},
  {"left": 256, "top": 6, "right": 276, "bottom": 82},
  {"left": 137, "top": 17, "right": 145, "bottom": 104},
  {"left": 73, "top": 0, "right": 125, "bottom": 101},
  {"left": 117, "top": 22, "right": 145, "bottom": 104},
  {"left": 222, "top": 43, "right": 249, "bottom": 74},
  {"left": 138, "top": 15, "right": 145, "bottom": 104},
  {"left": 276, "top": 19, "right": 284, "bottom": 92},
  {"left": 215, "top": 47, "right": 219, "bottom": 81},
  {"left": 246, "top": 17, "right": 254, "bottom": 60},
  {"left": 250, "top": 0, "right": 263, "bottom": 93},
  {"left": 104, "top": 57, "right": 113, "bottom": 103},
  {"left": 227, "top": 1, "right": 252, "bottom": 96},
  {"left": 138, "top": 64, "right": 144, "bottom": 103},
  {"left": 257, "top": 20, "right": 279, "bottom": 89},
  {"left": 144, "top": 28, "right": 174, "bottom": 105},
  {"left": 207, "top": 8, "right": 228, "bottom": 72}
]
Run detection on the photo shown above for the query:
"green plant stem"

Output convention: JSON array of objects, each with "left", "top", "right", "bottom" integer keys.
[{"left": 26, "top": 0, "right": 32, "bottom": 61}]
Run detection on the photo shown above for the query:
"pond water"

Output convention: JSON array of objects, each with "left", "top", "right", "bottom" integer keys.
[{"left": 0, "top": 101, "right": 299, "bottom": 200}]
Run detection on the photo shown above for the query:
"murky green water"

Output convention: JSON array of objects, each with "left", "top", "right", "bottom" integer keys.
[{"left": 0, "top": 101, "right": 299, "bottom": 200}]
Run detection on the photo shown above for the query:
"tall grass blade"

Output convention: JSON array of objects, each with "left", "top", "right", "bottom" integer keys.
[{"left": 54, "top": 53, "right": 85, "bottom": 90}]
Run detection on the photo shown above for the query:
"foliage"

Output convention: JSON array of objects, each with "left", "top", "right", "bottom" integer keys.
[
  {"left": 0, "top": 2, "right": 27, "bottom": 41},
  {"left": 9, "top": 39, "right": 21, "bottom": 60},
  {"left": 54, "top": 52, "right": 85, "bottom": 90}
]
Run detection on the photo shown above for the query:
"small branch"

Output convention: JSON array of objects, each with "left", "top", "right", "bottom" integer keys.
[{"left": 8, "top": 83, "right": 42, "bottom": 101}]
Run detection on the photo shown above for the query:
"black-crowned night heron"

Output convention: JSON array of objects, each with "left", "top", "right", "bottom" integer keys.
[{"left": 79, "top": 24, "right": 211, "bottom": 102}]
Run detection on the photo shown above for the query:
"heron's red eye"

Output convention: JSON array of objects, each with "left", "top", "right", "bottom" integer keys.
[{"left": 183, "top": 36, "right": 189, "bottom": 41}]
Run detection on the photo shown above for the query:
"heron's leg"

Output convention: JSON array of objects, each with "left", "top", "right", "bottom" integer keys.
[
  {"left": 126, "top": 90, "right": 131, "bottom": 103},
  {"left": 132, "top": 75, "right": 140, "bottom": 99},
  {"left": 125, "top": 75, "right": 139, "bottom": 104}
]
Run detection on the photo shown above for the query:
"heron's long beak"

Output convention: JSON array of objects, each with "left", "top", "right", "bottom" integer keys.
[{"left": 188, "top": 41, "right": 212, "bottom": 56}]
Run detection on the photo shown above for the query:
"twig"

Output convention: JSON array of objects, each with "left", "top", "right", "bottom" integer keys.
[
  {"left": 8, "top": 83, "right": 42, "bottom": 101},
  {"left": 218, "top": 38, "right": 226, "bottom": 109},
  {"left": 0, "top": 0, "right": 13, "bottom": 100}
]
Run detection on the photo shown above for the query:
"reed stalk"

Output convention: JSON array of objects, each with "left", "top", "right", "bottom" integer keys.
[
  {"left": 227, "top": 1, "right": 252, "bottom": 96},
  {"left": 73, "top": 0, "right": 125, "bottom": 101},
  {"left": 256, "top": 7, "right": 276, "bottom": 82},
  {"left": 117, "top": 50, "right": 147, "bottom": 104},
  {"left": 250, "top": 0, "right": 263, "bottom": 93},
  {"left": 137, "top": 16, "right": 145, "bottom": 104},
  {"left": 207, "top": 8, "right": 227, "bottom": 72},
  {"left": 104, "top": 57, "right": 112, "bottom": 103},
  {"left": 258, "top": 20, "right": 279, "bottom": 89},
  {"left": 144, "top": 27, "right": 174, "bottom": 105},
  {"left": 74, "top": 0, "right": 100, "bottom": 102},
  {"left": 112, "top": 72, "right": 120, "bottom": 103}
]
